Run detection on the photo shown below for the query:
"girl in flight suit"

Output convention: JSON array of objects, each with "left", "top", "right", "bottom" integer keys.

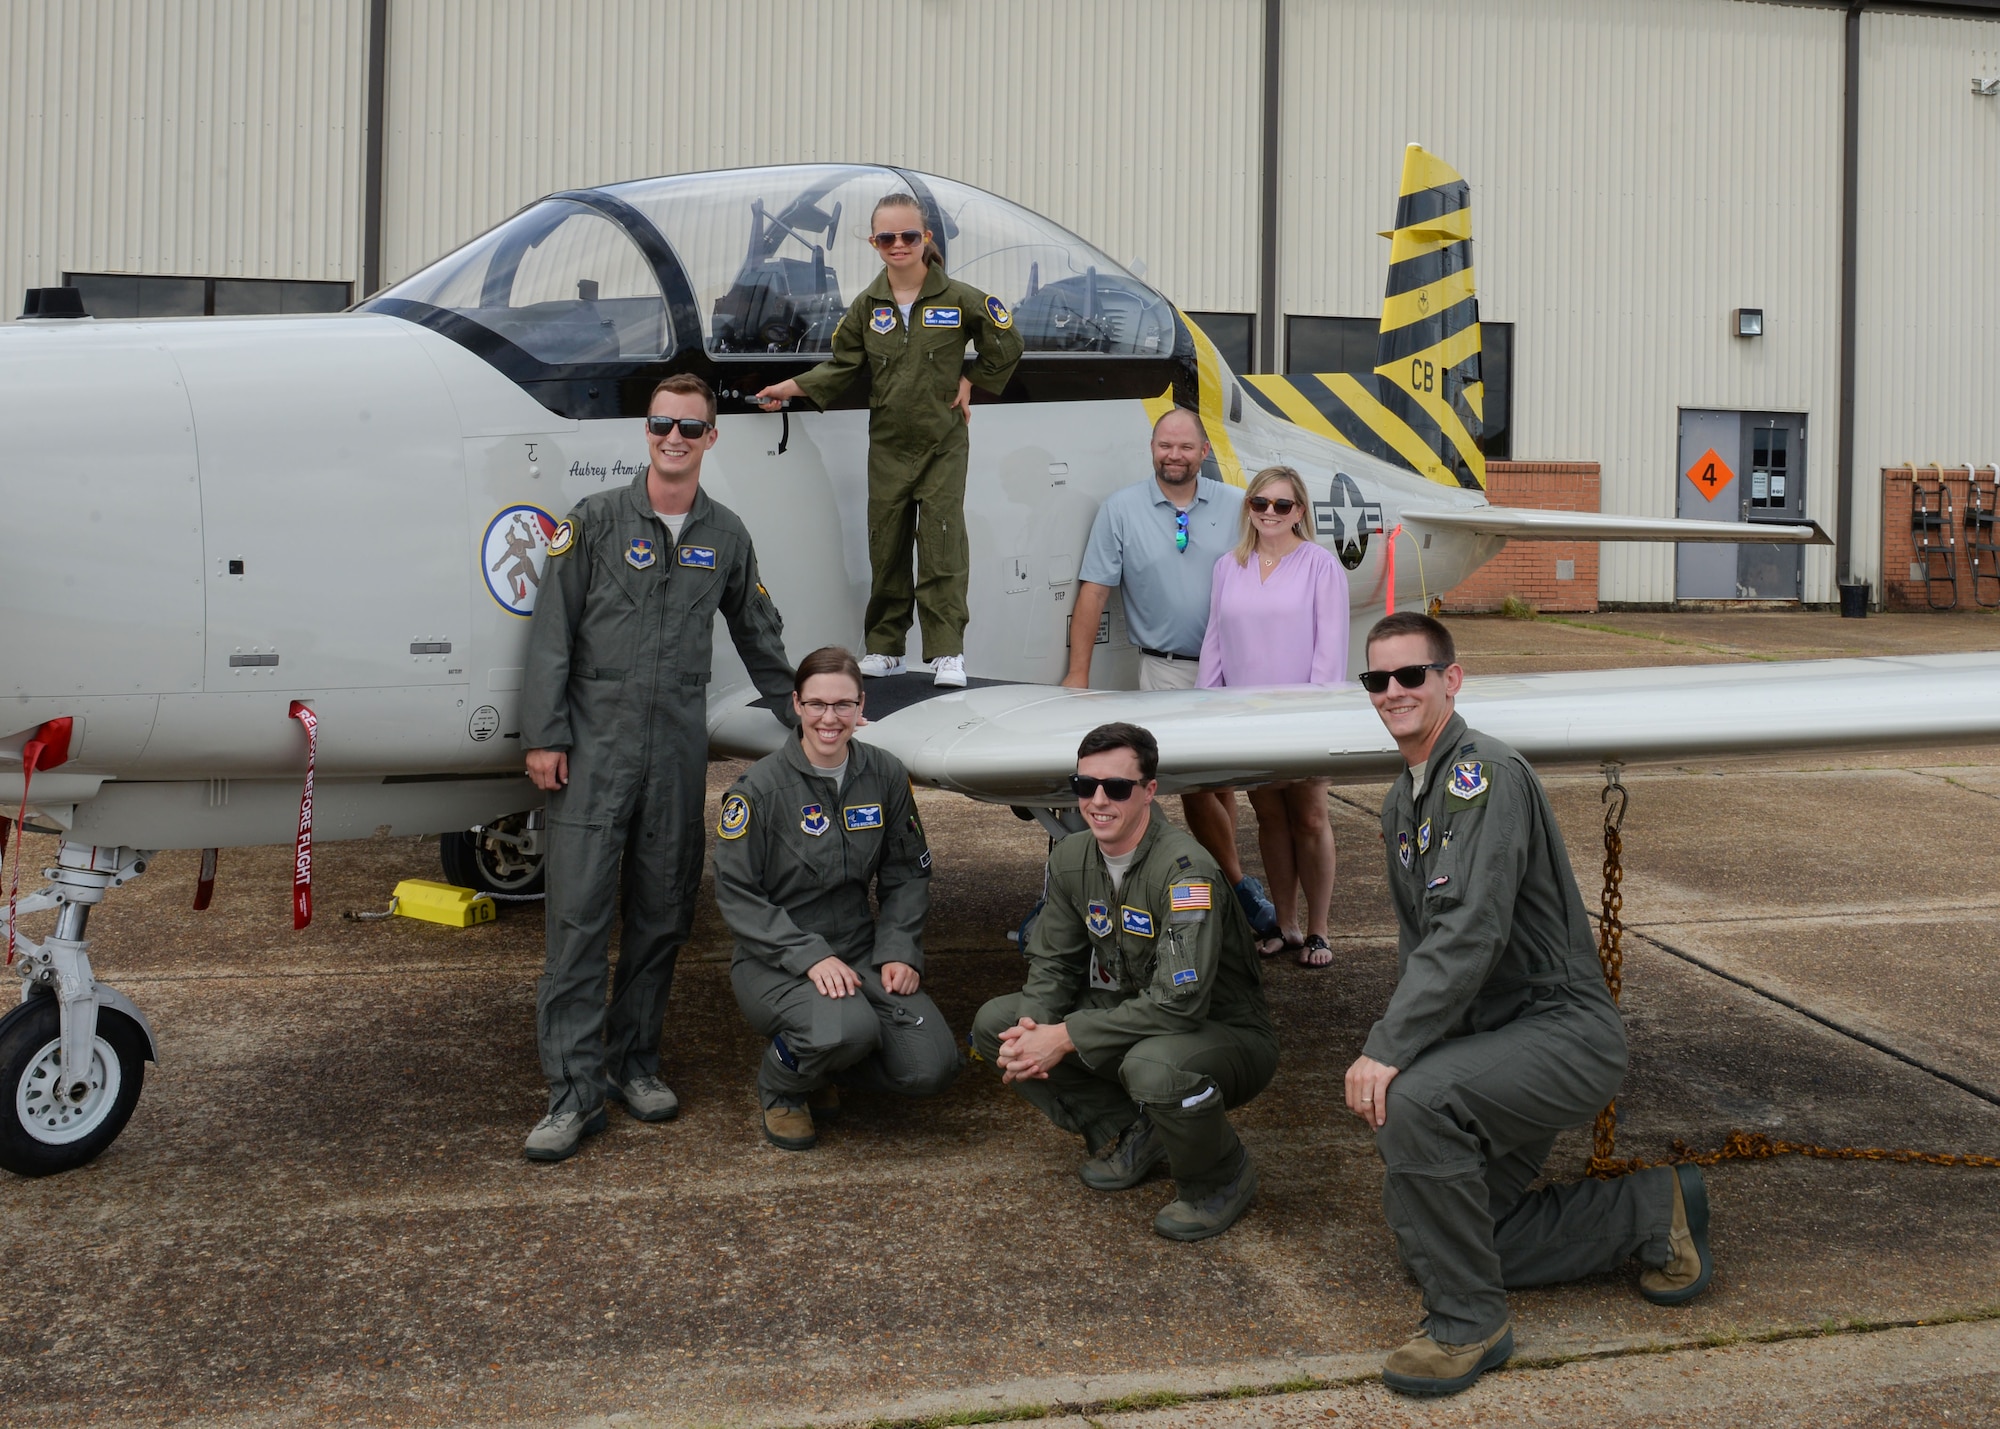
[
  {"left": 755, "top": 194, "right": 1023, "bottom": 688},
  {"left": 710, "top": 645, "right": 959, "bottom": 1150}
]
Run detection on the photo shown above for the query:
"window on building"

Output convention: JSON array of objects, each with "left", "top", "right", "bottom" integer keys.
[
  {"left": 64, "top": 273, "right": 353, "bottom": 319},
  {"left": 1182, "top": 311, "right": 1254, "bottom": 375},
  {"left": 1283, "top": 314, "right": 1513, "bottom": 460}
]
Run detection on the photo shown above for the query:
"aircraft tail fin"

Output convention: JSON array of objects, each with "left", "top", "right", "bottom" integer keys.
[{"left": 1241, "top": 143, "right": 1486, "bottom": 490}]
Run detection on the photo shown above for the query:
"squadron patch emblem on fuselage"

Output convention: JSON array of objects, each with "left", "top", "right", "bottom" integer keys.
[{"left": 481, "top": 504, "right": 558, "bottom": 617}]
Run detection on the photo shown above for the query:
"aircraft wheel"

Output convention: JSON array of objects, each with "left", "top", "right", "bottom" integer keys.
[
  {"left": 440, "top": 813, "right": 545, "bottom": 900},
  {"left": 0, "top": 995, "right": 147, "bottom": 1178}
]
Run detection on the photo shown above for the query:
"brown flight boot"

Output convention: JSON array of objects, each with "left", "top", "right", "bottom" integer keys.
[
  {"left": 1381, "top": 1319, "right": 1514, "bottom": 1398},
  {"left": 1639, "top": 1163, "right": 1714, "bottom": 1305},
  {"left": 762, "top": 1104, "right": 818, "bottom": 1151},
  {"left": 807, "top": 1085, "right": 842, "bottom": 1122}
]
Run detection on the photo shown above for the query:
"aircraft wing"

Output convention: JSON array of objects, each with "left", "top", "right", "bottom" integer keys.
[
  {"left": 724, "top": 653, "right": 2000, "bottom": 803},
  {"left": 1402, "top": 505, "right": 1832, "bottom": 545}
]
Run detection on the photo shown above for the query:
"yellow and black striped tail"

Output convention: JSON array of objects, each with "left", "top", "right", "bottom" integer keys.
[{"left": 1244, "top": 144, "right": 1486, "bottom": 490}]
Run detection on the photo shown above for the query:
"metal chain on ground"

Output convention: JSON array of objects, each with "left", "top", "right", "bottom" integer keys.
[{"left": 1583, "top": 766, "right": 2000, "bottom": 1179}]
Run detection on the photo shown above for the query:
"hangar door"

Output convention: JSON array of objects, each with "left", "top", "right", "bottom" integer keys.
[{"left": 1676, "top": 410, "right": 1807, "bottom": 600}]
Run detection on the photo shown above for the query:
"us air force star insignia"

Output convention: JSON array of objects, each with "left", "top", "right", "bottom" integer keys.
[
  {"left": 717, "top": 794, "right": 750, "bottom": 840},
  {"left": 870, "top": 305, "right": 896, "bottom": 334},
  {"left": 546, "top": 519, "right": 575, "bottom": 556},
  {"left": 1120, "top": 906, "right": 1156, "bottom": 938},
  {"left": 800, "top": 803, "right": 830, "bottom": 837},
  {"left": 1449, "top": 760, "right": 1488, "bottom": 800},
  {"left": 626, "top": 537, "right": 655, "bottom": 569},
  {"left": 985, "top": 294, "right": 1012, "bottom": 329},
  {"left": 1397, "top": 831, "right": 1412, "bottom": 868},
  {"left": 1086, "top": 900, "right": 1113, "bottom": 938},
  {"left": 1417, "top": 819, "right": 1432, "bottom": 854}
]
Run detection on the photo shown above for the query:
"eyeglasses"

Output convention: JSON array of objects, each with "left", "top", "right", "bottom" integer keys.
[
  {"left": 1247, "top": 496, "right": 1299, "bottom": 515},
  {"left": 1069, "top": 774, "right": 1142, "bottom": 801},
  {"left": 1358, "top": 663, "right": 1450, "bottom": 694},
  {"left": 798, "top": 699, "right": 862, "bottom": 718},
  {"left": 1174, "top": 508, "right": 1190, "bottom": 553},
  {"left": 870, "top": 229, "right": 926, "bottom": 250},
  {"left": 647, "top": 416, "right": 713, "bottom": 439}
]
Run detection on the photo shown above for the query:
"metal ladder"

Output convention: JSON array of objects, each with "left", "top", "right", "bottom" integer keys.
[
  {"left": 1912, "top": 477, "right": 1958, "bottom": 610},
  {"left": 1969, "top": 467, "right": 2000, "bottom": 609}
]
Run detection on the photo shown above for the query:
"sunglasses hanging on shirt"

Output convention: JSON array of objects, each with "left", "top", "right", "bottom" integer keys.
[{"left": 1174, "top": 508, "right": 1190, "bottom": 553}]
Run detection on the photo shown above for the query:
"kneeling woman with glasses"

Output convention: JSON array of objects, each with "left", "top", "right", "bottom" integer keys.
[
  {"left": 1198, "top": 466, "right": 1351, "bottom": 968},
  {"left": 711, "top": 646, "right": 960, "bottom": 1150}
]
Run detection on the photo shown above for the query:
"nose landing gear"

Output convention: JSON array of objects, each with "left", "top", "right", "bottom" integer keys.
[{"left": 1, "top": 841, "right": 159, "bottom": 1177}]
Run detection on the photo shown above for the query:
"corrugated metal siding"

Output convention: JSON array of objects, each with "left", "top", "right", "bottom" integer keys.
[
  {"left": 1281, "top": 0, "right": 1844, "bottom": 603},
  {"left": 381, "top": 0, "right": 1263, "bottom": 309},
  {"left": 1851, "top": 9, "right": 2000, "bottom": 593},
  {"left": 0, "top": 0, "right": 366, "bottom": 312}
]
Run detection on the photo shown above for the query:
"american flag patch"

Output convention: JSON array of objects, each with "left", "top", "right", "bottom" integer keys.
[{"left": 1169, "top": 882, "right": 1212, "bottom": 912}]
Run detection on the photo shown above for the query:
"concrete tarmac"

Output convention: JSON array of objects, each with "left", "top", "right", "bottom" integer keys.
[{"left": 3, "top": 611, "right": 1997, "bottom": 1427}]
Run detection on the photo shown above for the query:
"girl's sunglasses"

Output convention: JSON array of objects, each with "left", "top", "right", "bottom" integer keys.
[{"left": 870, "top": 229, "right": 926, "bottom": 250}]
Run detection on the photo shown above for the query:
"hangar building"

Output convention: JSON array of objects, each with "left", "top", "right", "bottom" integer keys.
[{"left": 6, "top": 0, "right": 1999, "bottom": 606}]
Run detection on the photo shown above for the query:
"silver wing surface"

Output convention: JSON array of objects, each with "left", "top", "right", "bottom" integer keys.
[
  {"left": 708, "top": 653, "right": 2000, "bottom": 803},
  {"left": 1404, "top": 506, "right": 1832, "bottom": 545}
]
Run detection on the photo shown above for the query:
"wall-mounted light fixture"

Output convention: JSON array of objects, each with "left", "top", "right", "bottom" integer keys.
[{"left": 1733, "top": 308, "right": 1764, "bottom": 339}]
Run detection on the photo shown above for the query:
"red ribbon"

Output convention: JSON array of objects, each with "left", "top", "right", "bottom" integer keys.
[
  {"left": 288, "top": 701, "right": 317, "bottom": 930},
  {"left": 1383, "top": 523, "right": 1405, "bottom": 615},
  {"left": 6, "top": 717, "right": 73, "bottom": 965}
]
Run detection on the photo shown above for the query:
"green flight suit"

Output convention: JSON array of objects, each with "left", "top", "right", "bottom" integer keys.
[
  {"left": 972, "top": 812, "right": 1278, "bottom": 1198},
  {"left": 790, "top": 265, "right": 1023, "bottom": 660},
  {"left": 712, "top": 736, "right": 958, "bottom": 1109},
  {"left": 1369, "top": 713, "right": 1676, "bottom": 1343},
  {"left": 521, "top": 475, "right": 794, "bottom": 1116}
]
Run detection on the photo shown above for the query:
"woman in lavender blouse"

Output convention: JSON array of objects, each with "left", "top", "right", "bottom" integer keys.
[{"left": 1196, "top": 466, "right": 1350, "bottom": 967}]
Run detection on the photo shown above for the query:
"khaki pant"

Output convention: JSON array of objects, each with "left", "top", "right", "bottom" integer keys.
[
  {"left": 865, "top": 430, "right": 971, "bottom": 659},
  {"left": 1138, "top": 653, "right": 1201, "bottom": 690}
]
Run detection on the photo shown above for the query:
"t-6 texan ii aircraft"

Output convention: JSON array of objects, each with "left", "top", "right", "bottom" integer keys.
[{"left": 3, "top": 146, "right": 1995, "bottom": 1176}]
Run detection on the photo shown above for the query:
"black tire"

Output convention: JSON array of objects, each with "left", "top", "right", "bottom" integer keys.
[
  {"left": 439, "top": 814, "right": 545, "bottom": 899},
  {"left": 0, "top": 996, "right": 147, "bottom": 1178}
]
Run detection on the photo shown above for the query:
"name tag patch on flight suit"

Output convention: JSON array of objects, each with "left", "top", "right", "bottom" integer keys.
[
  {"left": 677, "top": 545, "right": 716, "bottom": 569},
  {"left": 800, "top": 803, "right": 830, "bottom": 837},
  {"left": 626, "top": 537, "right": 656, "bottom": 569},
  {"left": 1397, "top": 831, "right": 1413, "bottom": 868},
  {"left": 921, "top": 306, "right": 961, "bottom": 327},
  {"left": 1121, "top": 906, "right": 1156, "bottom": 938},
  {"left": 986, "top": 294, "right": 1012, "bottom": 329},
  {"left": 546, "top": 519, "right": 576, "bottom": 556},
  {"left": 1417, "top": 819, "right": 1432, "bottom": 853},
  {"left": 717, "top": 793, "right": 750, "bottom": 840},
  {"left": 1449, "top": 761, "right": 1488, "bottom": 799},
  {"left": 1086, "top": 900, "right": 1113, "bottom": 938},
  {"left": 842, "top": 804, "right": 883, "bottom": 831},
  {"left": 870, "top": 306, "right": 896, "bottom": 334}
]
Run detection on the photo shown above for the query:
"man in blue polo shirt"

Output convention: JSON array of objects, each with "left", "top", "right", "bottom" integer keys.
[{"left": 1062, "top": 407, "right": 1278, "bottom": 940}]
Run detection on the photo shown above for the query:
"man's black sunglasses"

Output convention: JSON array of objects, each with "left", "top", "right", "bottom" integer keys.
[
  {"left": 1358, "top": 663, "right": 1449, "bottom": 694},
  {"left": 1069, "top": 774, "right": 1142, "bottom": 801},
  {"left": 647, "top": 416, "right": 714, "bottom": 439}
]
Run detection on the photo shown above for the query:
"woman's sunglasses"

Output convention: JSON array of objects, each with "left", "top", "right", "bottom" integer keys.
[
  {"left": 870, "top": 229, "right": 926, "bottom": 250},
  {"left": 1246, "top": 496, "right": 1299, "bottom": 515},
  {"left": 646, "top": 416, "right": 714, "bottom": 439},
  {"left": 1069, "top": 774, "right": 1142, "bottom": 801},
  {"left": 1358, "top": 663, "right": 1450, "bottom": 694}
]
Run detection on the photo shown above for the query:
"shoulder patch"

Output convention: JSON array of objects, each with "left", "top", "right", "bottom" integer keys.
[
  {"left": 985, "top": 294, "right": 1012, "bottom": 329},
  {"left": 1448, "top": 761, "right": 1489, "bottom": 800},
  {"left": 1169, "top": 882, "right": 1211, "bottom": 912},
  {"left": 546, "top": 518, "right": 576, "bottom": 556},
  {"left": 717, "top": 793, "right": 750, "bottom": 840}
]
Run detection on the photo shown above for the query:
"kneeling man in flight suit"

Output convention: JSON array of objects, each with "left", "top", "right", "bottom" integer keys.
[
  {"left": 1349, "top": 613, "right": 1714, "bottom": 1398},
  {"left": 974, "top": 722, "right": 1277, "bottom": 1241},
  {"left": 712, "top": 645, "right": 960, "bottom": 1149}
]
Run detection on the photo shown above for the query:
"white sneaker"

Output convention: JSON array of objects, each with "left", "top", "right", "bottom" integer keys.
[
  {"left": 857, "top": 653, "right": 905, "bottom": 678},
  {"left": 932, "top": 654, "right": 967, "bottom": 688}
]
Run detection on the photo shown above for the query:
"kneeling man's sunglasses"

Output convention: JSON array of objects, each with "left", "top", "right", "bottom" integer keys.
[
  {"left": 1358, "top": 663, "right": 1449, "bottom": 694},
  {"left": 1069, "top": 774, "right": 1141, "bottom": 801}
]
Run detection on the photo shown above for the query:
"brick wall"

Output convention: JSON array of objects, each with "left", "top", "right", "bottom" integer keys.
[
  {"left": 1439, "top": 462, "right": 1601, "bottom": 613},
  {"left": 1880, "top": 467, "right": 2000, "bottom": 611}
]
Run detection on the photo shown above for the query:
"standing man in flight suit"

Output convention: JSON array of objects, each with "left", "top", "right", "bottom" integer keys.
[
  {"left": 520, "top": 373, "right": 795, "bottom": 1163},
  {"left": 974, "top": 722, "right": 1278, "bottom": 1241},
  {"left": 754, "top": 193, "right": 1023, "bottom": 687},
  {"left": 1348, "top": 612, "right": 1714, "bottom": 1397},
  {"left": 712, "top": 645, "right": 959, "bottom": 1150}
]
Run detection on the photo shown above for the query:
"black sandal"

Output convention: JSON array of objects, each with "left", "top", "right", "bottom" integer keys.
[{"left": 1296, "top": 933, "right": 1334, "bottom": 969}]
